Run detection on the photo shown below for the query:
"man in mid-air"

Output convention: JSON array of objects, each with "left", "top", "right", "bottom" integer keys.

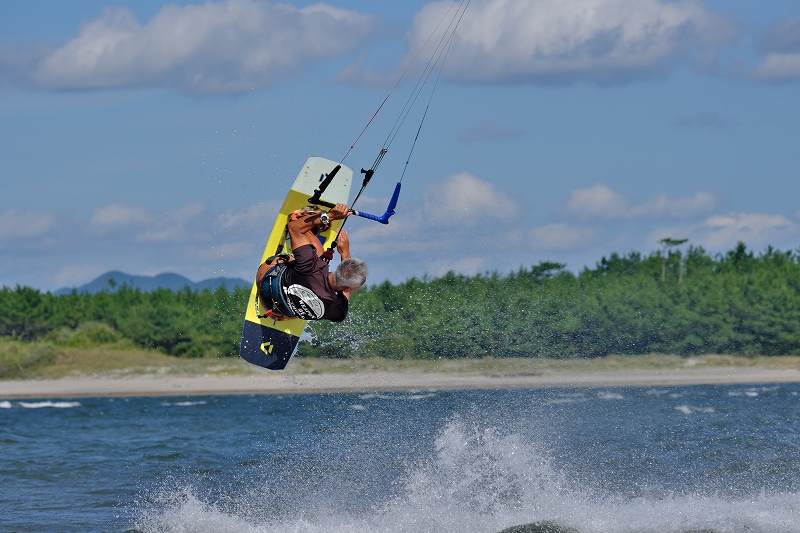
[{"left": 256, "top": 203, "right": 368, "bottom": 322}]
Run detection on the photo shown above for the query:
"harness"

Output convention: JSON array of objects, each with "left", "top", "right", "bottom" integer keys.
[{"left": 255, "top": 255, "right": 296, "bottom": 319}]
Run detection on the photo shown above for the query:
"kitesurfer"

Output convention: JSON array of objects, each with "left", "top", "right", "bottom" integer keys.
[{"left": 256, "top": 203, "right": 368, "bottom": 322}]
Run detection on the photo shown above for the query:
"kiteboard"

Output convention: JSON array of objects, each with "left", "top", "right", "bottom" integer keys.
[{"left": 239, "top": 157, "right": 353, "bottom": 370}]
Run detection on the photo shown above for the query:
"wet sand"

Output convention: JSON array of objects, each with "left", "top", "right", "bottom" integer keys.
[{"left": 2, "top": 365, "right": 799, "bottom": 399}]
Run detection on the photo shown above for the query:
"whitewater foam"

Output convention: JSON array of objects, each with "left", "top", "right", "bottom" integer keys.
[
  {"left": 18, "top": 401, "right": 81, "bottom": 409},
  {"left": 134, "top": 419, "right": 798, "bottom": 533}
]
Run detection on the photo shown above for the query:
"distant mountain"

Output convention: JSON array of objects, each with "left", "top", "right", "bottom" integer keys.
[{"left": 54, "top": 270, "right": 250, "bottom": 295}]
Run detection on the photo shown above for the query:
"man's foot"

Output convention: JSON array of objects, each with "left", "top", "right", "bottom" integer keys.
[{"left": 266, "top": 309, "right": 292, "bottom": 321}]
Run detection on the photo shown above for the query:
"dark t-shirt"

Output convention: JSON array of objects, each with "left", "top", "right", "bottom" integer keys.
[{"left": 281, "top": 244, "right": 349, "bottom": 322}]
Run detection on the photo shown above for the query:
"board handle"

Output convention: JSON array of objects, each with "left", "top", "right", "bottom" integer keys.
[{"left": 308, "top": 165, "right": 341, "bottom": 206}]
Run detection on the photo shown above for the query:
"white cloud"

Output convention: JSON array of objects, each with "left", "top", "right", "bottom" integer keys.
[
  {"left": 652, "top": 212, "right": 800, "bottom": 251},
  {"left": 89, "top": 202, "right": 205, "bottom": 242},
  {"left": 629, "top": 191, "right": 716, "bottom": 218},
  {"left": 402, "top": 0, "right": 735, "bottom": 84},
  {"left": 350, "top": 172, "right": 522, "bottom": 267},
  {"left": 1, "top": 201, "right": 264, "bottom": 289},
  {"left": 752, "top": 53, "right": 800, "bottom": 82},
  {"left": 136, "top": 203, "right": 205, "bottom": 243},
  {"left": 759, "top": 13, "right": 800, "bottom": 54},
  {"left": 218, "top": 201, "right": 280, "bottom": 231},
  {"left": 752, "top": 13, "right": 800, "bottom": 81},
  {"left": 696, "top": 213, "right": 798, "bottom": 249},
  {"left": 528, "top": 223, "right": 596, "bottom": 250},
  {"left": 6, "top": 188, "right": 800, "bottom": 291},
  {"left": 89, "top": 204, "right": 150, "bottom": 234},
  {"left": 562, "top": 184, "right": 716, "bottom": 220},
  {"left": 346, "top": 173, "right": 601, "bottom": 278},
  {"left": 423, "top": 172, "right": 520, "bottom": 225},
  {"left": 0, "top": 209, "right": 55, "bottom": 240},
  {"left": 562, "top": 183, "right": 630, "bottom": 219},
  {"left": 351, "top": 218, "right": 434, "bottom": 256},
  {"left": 52, "top": 263, "right": 110, "bottom": 289},
  {"left": 27, "top": 0, "right": 377, "bottom": 94}
]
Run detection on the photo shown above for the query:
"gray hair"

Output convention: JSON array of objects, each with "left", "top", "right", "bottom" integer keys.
[{"left": 334, "top": 258, "right": 368, "bottom": 289}]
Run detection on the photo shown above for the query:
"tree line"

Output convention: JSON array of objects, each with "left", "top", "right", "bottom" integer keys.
[
  {"left": 303, "top": 242, "right": 800, "bottom": 359},
  {"left": 0, "top": 284, "right": 243, "bottom": 357},
  {"left": 2, "top": 243, "right": 800, "bottom": 359}
]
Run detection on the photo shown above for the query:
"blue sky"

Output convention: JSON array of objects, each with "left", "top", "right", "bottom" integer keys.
[{"left": 1, "top": 0, "right": 799, "bottom": 291}]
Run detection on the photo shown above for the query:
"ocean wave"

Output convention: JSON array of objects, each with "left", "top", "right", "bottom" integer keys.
[
  {"left": 674, "top": 404, "right": 715, "bottom": 415},
  {"left": 18, "top": 401, "right": 81, "bottom": 409},
  {"left": 160, "top": 401, "right": 208, "bottom": 407},
  {"left": 405, "top": 393, "right": 437, "bottom": 400},
  {"left": 357, "top": 392, "right": 437, "bottom": 401},
  {"left": 597, "top": 391, "right": 624, "bottom": 400}
]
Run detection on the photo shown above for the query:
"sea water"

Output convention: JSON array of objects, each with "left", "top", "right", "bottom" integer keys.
[{"left": 1, "top": 383, "right": 798, "bottom": 532}]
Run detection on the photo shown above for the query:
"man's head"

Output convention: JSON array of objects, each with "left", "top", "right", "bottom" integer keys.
[{"left": 333, "top": 258, "right": 368, "bottom": 290}]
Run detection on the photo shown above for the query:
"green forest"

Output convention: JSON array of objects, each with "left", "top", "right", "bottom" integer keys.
[{"left": 2, "top": 243, "right": 800, "bottom": 365}]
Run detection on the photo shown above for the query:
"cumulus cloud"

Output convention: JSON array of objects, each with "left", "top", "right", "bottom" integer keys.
[
  {"left": 7, "top": 184, "right": 800, "bottom": 290},
  {"left": 692, "top": 213, "right": 799, "bottom": 249},
  {"left": 0, "top": 209, "right": 55, "bottom": 240},
  {"left": 528, "top": 223, "right": 596, "bottom": 250},
  {"left": 400, "top": 0, "right": 735, "bottom": 85},
  {"left": 458, "top": 121, "right": 527, "bottom": 143},
  {"left": 1, "top": 200, "right": 273, "bottom": 289},
  {"left": 759, "top": 13, "right": 800, "bottom": 54},
  {"left": 19, "top": 0, "right": 377, "bottom": 94},
  {"left": 350, "top": 172, "right": 610, "bottom": 279},
  {"left": 351, "top": 172, "right": 523, "bottom": 264},
  {"left": 88, "top": 202, "right": 205, "bottom": 242},
  {"left": 752, "top": 13, "right": 800, "bottom": 81},
  {"left": 651, "top": 212, "right": 800, "bottom": 252},
  {"left": 562, "top": 184, "right": 716, "bottom": 220},
  {"left": 349, "top": 173, "right": 599, "bottom": 277},
  {"left": 136, "top": 203, "right": 205, "bottom": 243},
  {"left": 754, "top": 54, "right": 800, "bottom": 81},
  {"left": 218, "top": 201, "right": 280, "bottom": 231},
  {"left": 423, "top": 172, "right": 520, "bottom": 225},
  {"left": 89, "top": 204, "right": 150, "bottom": 234},
  {"left": 562, "top": 183, "right": 630, "bottom": 219},
  {"left": 52, "top": 263, "right": 111, "bottom": 289},
  {"left": 629, "top": 191, "right": 716, "bottom": 218}
]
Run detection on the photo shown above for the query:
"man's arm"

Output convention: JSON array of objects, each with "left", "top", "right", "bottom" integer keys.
[
  {"left": 337, "top": 230, "right": 351, "bottom": 260},
  {"left": 335, "top": 230, "right": 358, "bottom": 300},
  {"left": 287, "top": 204, "right": 351, "bottom": 254}
]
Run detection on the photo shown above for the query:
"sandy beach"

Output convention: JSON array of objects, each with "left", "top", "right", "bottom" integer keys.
[{"left": 2, "top": 365, "right": 799, "bottom": 399}]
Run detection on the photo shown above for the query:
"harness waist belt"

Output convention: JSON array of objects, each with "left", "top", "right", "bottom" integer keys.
[{"left": 257, "top": 263, "right": 296, "bottom": 318}]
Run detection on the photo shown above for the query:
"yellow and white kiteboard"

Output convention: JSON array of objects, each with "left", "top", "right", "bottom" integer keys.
[{"left": 239, "top": 157, "right": 353, "bottom": 370}]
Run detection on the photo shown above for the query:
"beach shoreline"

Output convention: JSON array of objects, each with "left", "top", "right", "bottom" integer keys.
[{"left": 2, "top": 365, "right": 799, "bottom": 400}]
